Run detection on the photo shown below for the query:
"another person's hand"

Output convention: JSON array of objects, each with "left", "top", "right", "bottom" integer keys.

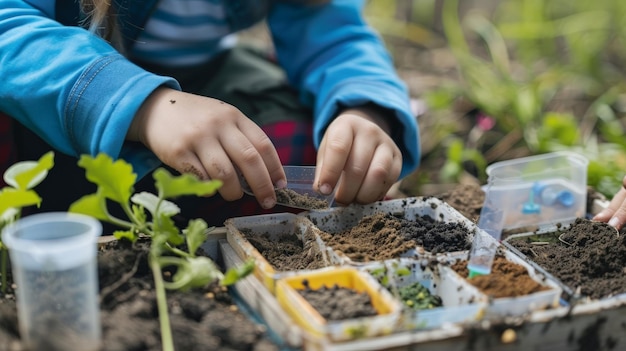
[
  {"left": 127, "top": 87, "right": 286, "bottom": 209},
  {"left": 314, "top": 105, "right": 402, "bottom": 205},
  {"left": 592, "top": 175, "right": 626, "bottom": 230}
]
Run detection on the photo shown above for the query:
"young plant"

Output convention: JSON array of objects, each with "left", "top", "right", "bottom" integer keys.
[
  {"left": 0, "top": 151, "right": 55, "bottom": 294},
  {"left": 69, "top": 153, "right": 254, "bottom": 351}
]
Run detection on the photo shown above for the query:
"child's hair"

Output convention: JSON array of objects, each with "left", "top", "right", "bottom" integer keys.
[{"left": 79, "top": 0, "right": 122, "bottom": 48}]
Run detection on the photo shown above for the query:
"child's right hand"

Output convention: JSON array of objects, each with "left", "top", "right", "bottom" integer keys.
[{"left": 127, "top": 87, "right": 286, "bottom": 209}]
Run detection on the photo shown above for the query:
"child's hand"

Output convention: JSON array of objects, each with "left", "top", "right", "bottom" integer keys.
[
  {"left": 127, "top": 87, "right": 286, "bottom": 209},
  {"left": 593, "top": 175, "right": 626, "bottom": 230},
  {"left": 315, "top": 105, "right": 402, "bottom": 205}
]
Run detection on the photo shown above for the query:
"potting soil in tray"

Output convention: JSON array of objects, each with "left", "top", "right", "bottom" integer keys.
[
  {"left": 304, "top": 197, "right": 474, "bottom": 265},
  {"left": 297, "top": 280, "right": 378, "bottom": 321},
  {"left": 444, "top": 246, "right": 562, "bottom": 318},
  {"left": 225, "top": 212, "right": 331, "bottom": 293},
  {"left": 275, "top": 267, "right": 401, "bottom": 342},
  {"left": 505, "top": 217, "right": 626, "bottom": 300}
]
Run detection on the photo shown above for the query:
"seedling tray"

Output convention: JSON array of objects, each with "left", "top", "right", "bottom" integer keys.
[{"left": 211, "top": 197, "right": 626, "bottom": 350}]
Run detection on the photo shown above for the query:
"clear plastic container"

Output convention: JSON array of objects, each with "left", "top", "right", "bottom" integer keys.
[
  {"left": 240, "top": 165, "right": 336, "bottom": 210},
  {"left": 365, "top": 259, "right": 487, "bottom": 330},
  {"left": 225, "top": 212, "right": 332, "bottom": 294},
  {"left": 275, "top": 267, "right": 402, "bottom": 342},
  {"left": 1, "top": 212, "right": 102, "bottom": 351},
  {"left": 484, "top": 151, "right": 588, "bottom": 230}
]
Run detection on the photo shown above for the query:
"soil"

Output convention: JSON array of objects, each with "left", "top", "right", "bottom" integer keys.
[
  {"left": 318, "top": 212, "right": 472, "bottom": 262},
  {"left": 507, "top": 218, "right": 626, "bottom": 300},
  {"left": 297, "top": 280, "right": 378, "bottom": 321},
  {"left": 451, "top": 255, "right": 550, "bottom": 298},
  {"left": 0, "top": 239, "right": 280, "bottom": 351},
  {"left": 436, "top": 183, "right": 485, "bottom": 223},
  {"left": 275, "top": 188, "right": 330, "bottom": 210},
  {"left": 241, "top": 228, "right": 328, "bottom": 271}
]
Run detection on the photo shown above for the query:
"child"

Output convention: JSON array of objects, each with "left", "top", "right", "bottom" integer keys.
[{"left": 0, "top": 0, "right": 420, "bottom": 226}]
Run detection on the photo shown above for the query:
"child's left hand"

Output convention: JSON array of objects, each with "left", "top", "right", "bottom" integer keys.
[{"left": 314, "top": 105, "right": 402, "bottom": 205}]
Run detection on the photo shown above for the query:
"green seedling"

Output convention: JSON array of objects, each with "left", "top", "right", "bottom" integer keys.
[
  {"left": 397, "top": 282, "right": 443, "bottom": 311},
  {"left": 69, "top": 153, "right": 254, "bottom": 351},
  {"left": 0, "top": 151, "right": 55, "bottom": 294}
]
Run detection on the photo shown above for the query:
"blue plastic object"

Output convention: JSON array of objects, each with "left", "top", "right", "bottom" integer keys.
[
  {"left": 532, "top": 182, "right": 574, "bottom": 208},
  {"left": 522, "top": 189, "right": 541, "bottom": 214}
]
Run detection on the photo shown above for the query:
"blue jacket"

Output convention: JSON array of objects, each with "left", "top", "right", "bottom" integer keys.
[{"left": 0, "top": 0, "right": 420, "bottom": 180}]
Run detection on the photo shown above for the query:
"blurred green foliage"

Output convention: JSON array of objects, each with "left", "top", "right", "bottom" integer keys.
[{"left": 365, "top": 0, "right": 626, "bottom": 197}]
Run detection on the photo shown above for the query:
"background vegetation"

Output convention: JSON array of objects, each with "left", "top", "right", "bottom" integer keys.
[{"left": 363, "top": 0, "right": 626, "bottom": 198}]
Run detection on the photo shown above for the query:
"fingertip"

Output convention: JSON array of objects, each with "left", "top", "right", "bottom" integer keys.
[
  {"left": 275, "top": 178, "right": 287, "bottom": 189},
  {"left": 319, "top": 183, "right": 333, "bottom": 196},
  {"left": 592, "top": 210, "right": 610, "bottom": 222},
  {"left": 261, "top": 197, "right": 276, "bottom": 210},
  {"left": 608, "top": 217, "right": 621, "bottom": 230}
]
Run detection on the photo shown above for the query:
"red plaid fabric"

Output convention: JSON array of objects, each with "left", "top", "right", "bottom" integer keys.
[{"left": 0, "top": 113, "right": 16, "bottom": 188}]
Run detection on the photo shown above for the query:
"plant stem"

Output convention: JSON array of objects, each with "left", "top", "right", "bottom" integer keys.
[{"left": 150, "top": 254, "right": 175, "bottom": 351}]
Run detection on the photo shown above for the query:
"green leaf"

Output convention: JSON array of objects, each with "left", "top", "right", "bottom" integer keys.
[
  {"left": 440, "top": 161, "right": 461, "bottom": 183},
  {"left": 164, "top": 256, "right": 223, "bottom": 291},
  {"left": 153, "top": 168, "right": 222, "bottom": 199},
  {"left": 0, "top": 188, "right": 41, "bottom": 217},
  {"left": 221, "top": 259, "right": 255, "bottom": 286},
  {"left": 4, "top": 151, "right": 54, "bottom": 190},
  {"left": 78, "top": 153, "right": 136, "bottom": 204},
  {"left": 131, "top": 192, "right": 180, "bottom": 218},
  {"left": 154, "top": 214, "right": 184, "bottom": 246},
  {"left": 185, "top": 219, "right": 209, "bottom": 257},
  {"left": 396, "top": 267, "right": 412, "bottom": 276},
  {"left": 446, "top": 139, "right": 464, "bottom": 163},
  {"left": 69, "top": 192, "right": 110, "bottom": 221},
  {"left": 131, "top": 204, "right": 147, "bottom": 224},
  {"left": 113, "top": 230, "right": 137, "bottom": 243}
]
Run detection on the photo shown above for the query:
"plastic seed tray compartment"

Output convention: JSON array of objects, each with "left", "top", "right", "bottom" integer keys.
[
  {"left": 225, "top": 212, "right": 333, "bottom": 294},
  {"left": 441, "top": 243, "right": 563, "bottom": 318},
  {"left": 303, "top": 197, "right": 476, "bottom": 267},
  {"left": 275, "top": 266, "right": 402, "bottom": 342},
  {"left": 363, "top": 258, "right": 488, "bottom": 330}
]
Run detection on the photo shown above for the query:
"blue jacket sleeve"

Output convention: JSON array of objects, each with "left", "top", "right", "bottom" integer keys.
[
  {"left": 0, "top": 0, "right": 179, "bottom": 179},
  {"left": 267, "top": 0, "right": 420, "bottom": 178}
]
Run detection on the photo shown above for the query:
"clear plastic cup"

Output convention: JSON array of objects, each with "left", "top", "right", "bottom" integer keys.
[
  {"left": 1, "top": 212, "right": 102, "bottom": 351},
  {"left": 240, "top": 165, "right": 336, "bottom": 210},
  {"left": 281, "top": 166, "right": 336, "bottom": 209}
]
